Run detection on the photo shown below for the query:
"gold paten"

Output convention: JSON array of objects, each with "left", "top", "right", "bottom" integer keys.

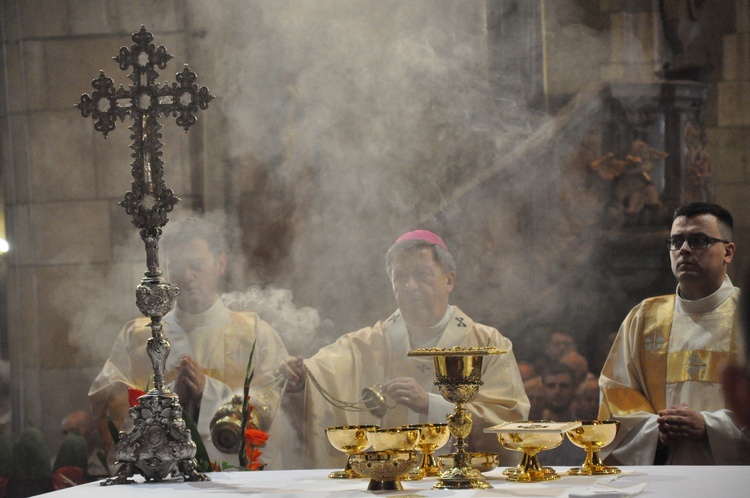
[
  {"left": 566, "top": 420, "right": 621, "bottom": 475},
  {"left": 325, "top": 425, "right": 379, "bottom": 478},
  {"left": 408, "top": 346, "right": 505, "bottom": 490}
]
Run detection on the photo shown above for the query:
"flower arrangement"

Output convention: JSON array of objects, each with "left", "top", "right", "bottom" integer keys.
[{"left": 238, "top": 339, "right": 269, "bottom": 471}]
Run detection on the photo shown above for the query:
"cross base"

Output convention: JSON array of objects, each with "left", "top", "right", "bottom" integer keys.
[{"left": 102, "top": 391, "right": 210, "bottom": 485}]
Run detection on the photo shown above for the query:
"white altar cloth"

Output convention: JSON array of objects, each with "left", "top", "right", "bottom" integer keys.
[{"left": 38, "top": 466, "right": 750, "bottom": 497}]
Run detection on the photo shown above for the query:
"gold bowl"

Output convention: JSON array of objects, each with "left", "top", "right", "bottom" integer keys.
[
  {"left": 366, "top": 427, "right": 420, "bottom": 452},
  {"left": 325, "top": 425, "right": 379, "bottom": 478},
  {"left": 438, "top": 452, "right": 499, "bottom": 473},
  {"left": 401, "top": 423, "right": 450, "bottom": 479},
  {"left": 487, "top": 421, "right": 581, "bottom": 483},
  {"left": 566, "top": 420, "right": 621, "bottom": 475},
  {"left": 349, "top": 450, "right": 418, "bottom": 491}
]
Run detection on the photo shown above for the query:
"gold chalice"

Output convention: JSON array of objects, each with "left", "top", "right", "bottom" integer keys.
[
  {"left": 325, "top": 425, "right": 379, "bottom": 478},
  {"left": 349, "top": 450, "right": 418, "bottom": 491},
  {"left": 487, "top": 421, "right": 581, "bottom": 482},
  {"left": 566, "top": 420, "right": 621, "bottom": 475},
  {"left": 402, "top": 423, "right": 450, "bottom": 479},
  {"left": 366, "top": 427, "right": 420, "bottom": 452},
  {"left": 408, "top": 346, "right": 505, "bottom": 489}
]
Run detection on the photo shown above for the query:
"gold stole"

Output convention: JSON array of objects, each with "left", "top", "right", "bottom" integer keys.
[{"left": 639, "top": 295, "right": 674, "bottom": 413}]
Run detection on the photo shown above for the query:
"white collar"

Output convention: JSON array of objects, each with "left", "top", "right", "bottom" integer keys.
[
  {"left": 172, "top": 297, "right": 229, "bottom": 330},
  {"left": 676, "top": 275, "right": 736, "bottom": 314}
]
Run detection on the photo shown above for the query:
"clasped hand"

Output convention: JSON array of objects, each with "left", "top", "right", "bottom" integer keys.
[
  {"left": 657, "top": 403, "right": 707, "bottom": 444},
  {"left": 173, "top": 354, "right": 207, "bottom": 406}
]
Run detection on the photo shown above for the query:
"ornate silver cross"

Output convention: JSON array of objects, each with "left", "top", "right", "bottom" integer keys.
[{"left": 76, "top": 26, "right": 213, "bottom": 485}]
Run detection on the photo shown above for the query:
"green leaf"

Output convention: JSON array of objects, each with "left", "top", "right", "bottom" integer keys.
[
  {"left": 107, "top": 409, "right": 120, "bottom": 444},
  {"left": 239, "top": 337, "right": 258, "bottom": 468},
  {"left": 182, "top": 409, "right": 211, "bottom": 472}
]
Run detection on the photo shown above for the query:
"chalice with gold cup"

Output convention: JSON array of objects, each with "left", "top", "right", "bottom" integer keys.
[
  {"left": 348, "top": 427, "right": 421, "bottom": 491},
  {"left": 566, "top": 420, "right": 621, "bottom": 475},
  {"left": 486, "top": 421, "right": 581, "bottom": 482},
  {"left": 325, "top": 425, "right": 379, "bottom": 478},
  {"left": 408, "top": 346, "right": 505, "bottom": 490},
  {"left": 401, "top": 423, "right": 450, "bottom": 479}
]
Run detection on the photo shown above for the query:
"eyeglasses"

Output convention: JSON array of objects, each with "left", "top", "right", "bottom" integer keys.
[{"left": 665, "top": 233, "right": 729, "bottom": 251}]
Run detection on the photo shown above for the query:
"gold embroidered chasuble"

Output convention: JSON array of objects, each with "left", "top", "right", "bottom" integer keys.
[
  {"left": 599, "top": 277, "right": 750, "bottom": 464},
  {"left": 89, "top": 298, "right": 289, "bottom": 468},
  {"left": 296, "top": 306, "right": 530, "bottom": 469}
]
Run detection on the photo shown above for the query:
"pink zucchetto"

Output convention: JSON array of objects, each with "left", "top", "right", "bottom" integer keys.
[{"left": 395, "top": 230, "right": 447, "bottom": 249}]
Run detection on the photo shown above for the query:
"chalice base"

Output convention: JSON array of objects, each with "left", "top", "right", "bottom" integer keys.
[
  {"left": 505, "top": 453, "right": 559, "bottom": 483},
  {"left": 568, "top": 464, "right": 622, "bottom": 476},
  {"left": 567, "top": 450, "right": 621, "bottom": 476},
  {"left": 328, "top": 468, "right": 360, "bottom": 479},
  {"left": 434, "top": 466, "right": 492, "bottom": 490},
  {"left": 367, "top": 478, "right": 404, "bottom": 491}
]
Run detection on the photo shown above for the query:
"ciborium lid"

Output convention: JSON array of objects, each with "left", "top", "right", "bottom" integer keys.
[{"left": 485, "top": 421, "right": 582, "bottom": 434}]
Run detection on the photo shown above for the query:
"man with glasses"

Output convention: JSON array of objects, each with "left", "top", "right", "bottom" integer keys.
[{"left": 599, "top": 202, "right": 750, "bottom": 464}]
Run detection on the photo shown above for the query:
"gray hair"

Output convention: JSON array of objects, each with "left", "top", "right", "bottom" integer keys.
[{"left": 385, "top": 239, "right": 456, "bottom": 278}]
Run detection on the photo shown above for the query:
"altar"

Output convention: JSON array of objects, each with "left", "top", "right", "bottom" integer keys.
[{"left": 37, "top": 466, "right": 750, "bottom": 497}]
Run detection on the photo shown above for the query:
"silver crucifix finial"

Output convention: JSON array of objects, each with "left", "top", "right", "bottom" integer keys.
[{"left": 76, "top": 26, "right": 213, "bottom": 485}]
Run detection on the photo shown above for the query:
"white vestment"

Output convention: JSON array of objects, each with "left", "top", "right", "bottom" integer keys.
[
  {"left": 89, "top": 298, "right": 289, "bottom": 468},
  {"left": 599, "top": 276, "right": 750, "bottom": 464},
  {"left": 294, "top": 306, "right": 530, "bottom": 469}
]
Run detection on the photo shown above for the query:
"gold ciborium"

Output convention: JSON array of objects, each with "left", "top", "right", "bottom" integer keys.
[
  {"left": 366, "top": 427, "right": 420, "bottom": 452},
  {"left": 487, "top": 421, "right": 581, "bottom": 482},
  {"left": 349, "top": 450, "right": 418, "bottom": 491},
  {"left": 325, "top": 425, "right": 379, "bottom": 478},
  {"left": 408, "top": 346, "right": 505, "bottom": 489},
  {"left": 566, "top": 420, "right": 621, "bottom": 476},
  {"left": 402, "top": 423, "right": 450, "bottom": 479}
]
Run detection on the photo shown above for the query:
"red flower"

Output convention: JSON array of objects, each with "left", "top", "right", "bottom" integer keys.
[
  {"left": 128, "top": 387, "right": 147, "bottom": 407},
  {"left": 244, "top": 427, "right": 269, "bottom": 447},
  {"left": 52, "top": 466, "right": 86, "bottom": 490},
  {"left": 245, "top": 447, "right": 265, "bottom": 470}
]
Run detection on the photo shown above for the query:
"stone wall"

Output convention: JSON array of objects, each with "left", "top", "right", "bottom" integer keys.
[{"left": 0, "top": 0, "right": 748, "bottom": 459}]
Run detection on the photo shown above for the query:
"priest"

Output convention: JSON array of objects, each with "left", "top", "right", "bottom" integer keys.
[
  {"left": 279, "top": 230, "right": 529, "bottom": 468},
  {"left": 599, "top": 202, "right": 750, "bottom": 464},
  {"left": 88, "top": 215, "right": 289, "bottom": 468}
]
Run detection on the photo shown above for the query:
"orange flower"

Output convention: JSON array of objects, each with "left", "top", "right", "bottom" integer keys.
[
  {"left": 245, "top": 446, "right": 264, "bottom": 468},
  {"left": 128, "top": 387, "right": 147, "bottom": 407},
  {"left": 244, "top": 427, "right": 269, "bottom": 447}
]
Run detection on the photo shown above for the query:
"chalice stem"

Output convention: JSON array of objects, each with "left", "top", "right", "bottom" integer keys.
[{"left": 527, "top": 451, "right": 543, "bottom": 473}]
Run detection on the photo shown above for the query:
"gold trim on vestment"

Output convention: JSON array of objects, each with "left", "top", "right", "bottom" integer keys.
[
  {"left": 639, "top": 295, "right": 674, "bottom": 412},
  {"left": 666, "top": 350, "right": 732, "bottom": 384}
]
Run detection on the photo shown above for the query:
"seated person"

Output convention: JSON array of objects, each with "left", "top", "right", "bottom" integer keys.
[{"left": 280, "top": 230, "right": 529, "bottom": 467}]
